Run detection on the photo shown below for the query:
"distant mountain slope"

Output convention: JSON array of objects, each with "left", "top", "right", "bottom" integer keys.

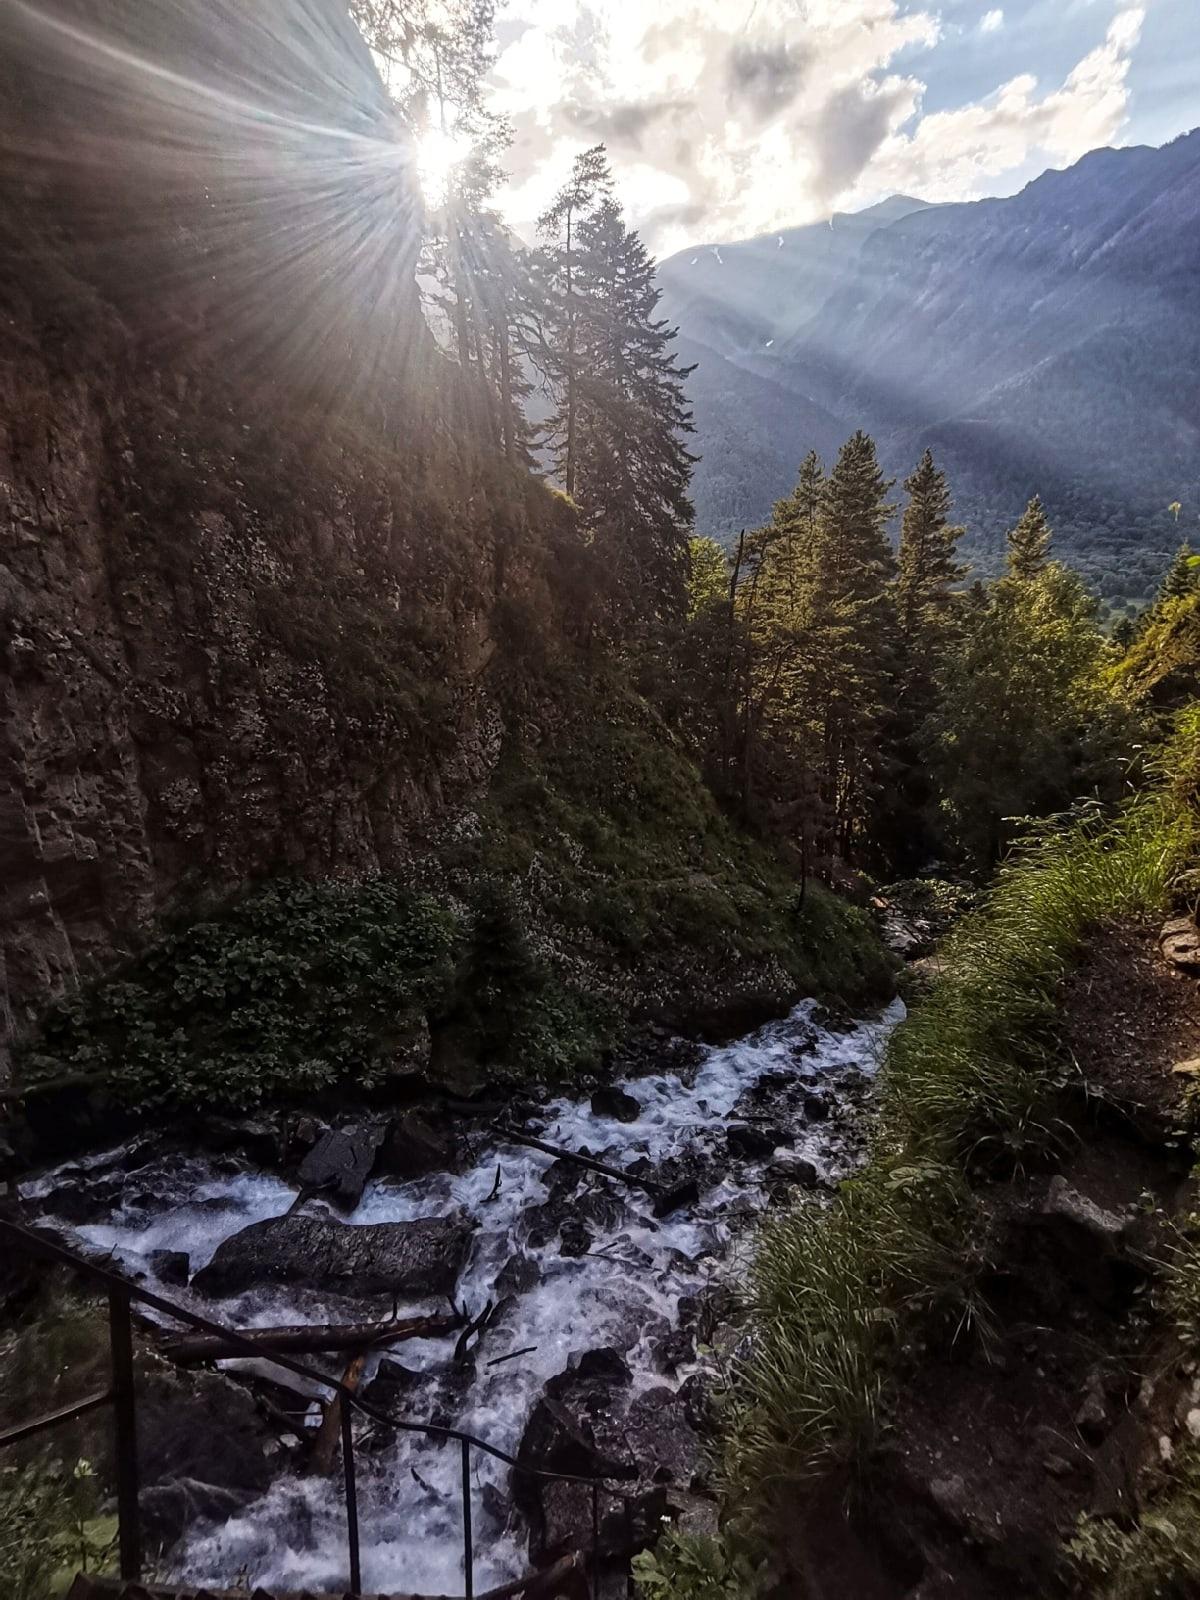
[{"left": 659, "top": 131, "right": 1200, "bottom": 603}]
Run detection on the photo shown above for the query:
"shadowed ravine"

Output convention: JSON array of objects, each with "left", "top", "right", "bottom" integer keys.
[{"left": 19, "top": 999, "right": 901, "bottom": 1592}]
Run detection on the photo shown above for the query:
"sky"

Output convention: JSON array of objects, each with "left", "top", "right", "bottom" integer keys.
[{"left": 484, "top": 0, "right": 1198, "bottom": 256}]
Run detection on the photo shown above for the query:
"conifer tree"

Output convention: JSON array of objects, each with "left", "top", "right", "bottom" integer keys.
[
  {"left": 536, "top": 145, "right": 612, "bottom": 501},
  {"left": 877, "top": 449, "right": 965, "bottom": 867},
  {"left": 804, "top": 431, "right": 897, "bottom": 857},
  {"left": 1159, "top": 540, "right": 1200, "bottom": 603},
  {"left": 1007, "top": 494, "right": 1053, "bottom": 579}
]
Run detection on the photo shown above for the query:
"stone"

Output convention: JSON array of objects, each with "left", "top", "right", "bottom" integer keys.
[
  {"left": 375, "top": 1111, "right": 457, "bottom": 1182},
  {"left": 363, "top": 1357, "right": 423, "bottom": 1411},
  {"left": 590, "top": 1085, "right": 642, "bottom": 1122},
  {"left": 560, "top": 1218, "right": 593, "bottom": 1257},
  {"left": 495, "top": 1251, "right": 541, "bottom": 1298},
  {"left": 148, "top": 1249, "right": 190, "bottom": 1287},
  {"left": 1042, "top": 1176, "right": 1129, "bottom": 1249},
  {"left": 192, "top": 1211, "right": 473, "bottom": 1299},
  {"left": 767, "top": 1152, "right": 820, "bottom": 1189},
  {"left": 725, "top": 1124, "right": 778, "bottom": 1160},
  {"left": 297, "top": 1124, "right": 385, "bottom": 1210},
  {"left": 803, "top": 1092, "right": 831, "bottom": 1121},
  {"left": 1159, "top": 916, "right": 1200, "bottom": 973},
  {"left": 1075, "top": 1385, "right": 1111, "bottom": 1443}
]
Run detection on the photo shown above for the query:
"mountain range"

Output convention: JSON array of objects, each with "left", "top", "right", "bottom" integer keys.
[{"left": 657, "top": 129, "right": 1200, "bottom": 606}]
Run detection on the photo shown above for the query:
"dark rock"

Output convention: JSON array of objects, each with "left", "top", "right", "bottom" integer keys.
[
  {"left": 572, "top": 1347, "right": 632, "bottom": 1385},
  {"left": 196, "top": 1115, "right": 283, "bottom": 1167},
  {"left": 767, "top": 1152, "right": 820, "bottom": 1189},
  {"left": 40, "top": 1175, "right": 127, "bottom": 1225},
  {"left": 192, "top": 1211, "right": 473, "bottom": 1298},
  {"left": 363, "top": 1357, "right": 423, "bottom": 1410},
  {"left": 496, "top": 1251, "right": 541, "bottom": 1298},
  {"left": 1075, "top": 1383, "right": 1112, "bottom": 1443},
  {"left": 560, "top": 1219, "right": 593, "bottom": 1257},
  {"left": 725, "top": 1124, "right": 778, "bottom": 1160},
  {"left": 148, "top": 1249, "right": 190, "bottom": 1286},
  {"left": 590, "top": 1085, "right": 642, "bottom": 1123},
  {"left": 137, "top": 1358, "right": 277, "bottom": 1554},
  {"left": 803, "top": 1093, "right": 830, "bottom": 1121},
  {"left": 376, "top": 1111, "right": 457, "bottom": 1182},
  {"left": 651, "top": 1325, "right": 694, "bottom": 1374},
  {"left": 297, "top": 1125, "right": 385, "bottom": 1210}
]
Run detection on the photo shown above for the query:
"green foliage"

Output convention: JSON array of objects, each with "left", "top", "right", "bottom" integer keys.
[
  {"left": 633, "top": 1526, "right": 763, "bottom": 1600},
  {"left": 21, "top": 879, "right": 459, "bottom": 1109},
  {"left": 0, "top": 1460, "right": 116, "bottom": 1600},
  {"left": 723, "top": 1159, "right": 974, "bottom": 1502},
  {"left": 930, "top": 551, "right": 1128, "bottom": 867},
  {"left": 1068, "top": 1440, "right": 1200, "bottom": 1598},
  {"left": 888, "top": 799, "right": 1192, "bottom": 1160}
]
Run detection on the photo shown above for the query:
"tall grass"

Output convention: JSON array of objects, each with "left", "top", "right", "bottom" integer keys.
[{"left": 723, "top": 792, "right": 1195, "bottom": 1515}]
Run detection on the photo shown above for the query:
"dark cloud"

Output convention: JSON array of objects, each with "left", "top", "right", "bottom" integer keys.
[
  {"left": 726, "top": 41, "right": 809, "bottom": 122},
  {"left": 560, "top": 95, "right": 692, "bottom": 150},
  {"left": 811, "top": 78, "right": 910, "bottom": 198}
]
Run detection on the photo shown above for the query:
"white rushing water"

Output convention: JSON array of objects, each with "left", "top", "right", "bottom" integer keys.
[{"left": 21, "top": 998, "right": 901, "bottom": 1593}]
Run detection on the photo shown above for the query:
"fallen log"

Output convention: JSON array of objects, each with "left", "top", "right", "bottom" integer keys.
[
  {"left": 159, "top": 1312, "right": 463, "bottom": 1365},
  {"left": 493, "top": 1124, "right": 699, "bottom": 1215}
]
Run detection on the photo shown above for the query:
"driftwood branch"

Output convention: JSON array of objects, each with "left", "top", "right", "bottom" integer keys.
[
  {"left": 159, "top": 1313, "right": 463, "bottom": 1365},
  {"left": 307, "top": 1349, "right": 367, "bottom": 1475}
]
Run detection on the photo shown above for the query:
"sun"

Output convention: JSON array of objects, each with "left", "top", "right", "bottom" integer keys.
[{"left": 414, "top": 125, "right": 474, "bottom": 209}]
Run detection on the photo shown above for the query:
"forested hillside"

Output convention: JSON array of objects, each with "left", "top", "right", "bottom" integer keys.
[{"left": 660, "top": 132, "right": 1200, "bottom": 608}]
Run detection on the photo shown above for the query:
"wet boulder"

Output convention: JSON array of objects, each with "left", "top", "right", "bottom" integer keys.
[
  {"left": 726, "top": 1123, "right": 783, "bottom": 1160},
  {"left": 376, "top": 1111, "right": 458, "bottom": 1181},
  {"left": 192, "top": 1211, "right": 473, "bottom": 1299},
  {"left": 297, "top": 1124, "right": 385, "bottom": 1210},
  {"left": 590, "top": 1086, "right": 642, "bottom": 1123},
  {"left": 137, "top": 1357, "right": 278, "bottom": 1555},
  {"left": 767, "top": 1152, "right": 821, "bottom": 1189},
  {"left": 148, "top": 1249, "right": 191, "bottom": 1287}
]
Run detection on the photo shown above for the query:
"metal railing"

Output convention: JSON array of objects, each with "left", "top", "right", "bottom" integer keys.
[{"left": 0, "top": 1213, "right": 638, "bottom": 1597}]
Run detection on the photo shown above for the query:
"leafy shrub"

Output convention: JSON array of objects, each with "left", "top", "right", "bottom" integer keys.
[
  {"left": 1069, "top": 1440, "right": 1200, "bottom": 1598},
  {"left": 633, "top": 1527, "right": 763, "bottom": 1600},
  {"left": 0, "top": 1460, "right": 116, "bottom": 1600},
  {"left": 20, "top": 878, "right": 458, "bottom": 1110}
]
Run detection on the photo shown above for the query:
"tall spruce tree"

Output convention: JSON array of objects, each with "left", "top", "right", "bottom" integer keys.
[
  {"left": 536, "top": 145, "right": 612, "bottom": 502},
  {"left": 805, "top": 431, "right": 897, "bottom": 858},
  {"left": 1007, "top": 494, "right": 1053, "bottom": 579},
  {"left": 536, "top": 154, "right": 694, "bottom": 631},
  {"left": 1159, "top": 540, "right": 1200, "bottom": 603},
  {"left": 877, "top": 449, "right": 965, "bottom": 868}
]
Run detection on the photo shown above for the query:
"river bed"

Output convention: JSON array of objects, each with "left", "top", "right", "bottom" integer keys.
[{"left": 19, "top": 997, "right": 902, "bottom": 1593}]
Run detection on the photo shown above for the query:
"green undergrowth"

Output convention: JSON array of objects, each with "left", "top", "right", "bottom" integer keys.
[
  {"left": 18, "top": 680, "right": 892, "bottom": 1113},
  {"left": 477, "top": 685, "right": 894, "bottom": 1012},
  {"left": 719, "top": 771, "right": 1197, "bottom": 1536}
]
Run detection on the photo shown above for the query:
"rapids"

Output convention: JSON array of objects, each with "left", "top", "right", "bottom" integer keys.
[{"left": 19, "top": 997, "right": 902, "bottom": 1592}]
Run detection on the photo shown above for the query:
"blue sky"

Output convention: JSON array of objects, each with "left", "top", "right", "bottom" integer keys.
[{"left": 485, "top": 0, "right": 1197, "bottom": 252}]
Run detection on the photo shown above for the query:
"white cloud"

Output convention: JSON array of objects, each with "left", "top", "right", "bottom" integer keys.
[
  {"left": 488, "top": 0, "right": 1146, "bottom": 253},
  {"left": 851, "top": 7, "right": 1146, "bottom": 206}
]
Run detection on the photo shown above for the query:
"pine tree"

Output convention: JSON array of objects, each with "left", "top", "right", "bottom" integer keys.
[
  {"left": 805, "top": 431, "right": 897, "bottom": 858},
  {"left": 896, "top": 450, "right": 965, "bottom": 653},
  {"left": 538, "top": 160, "right": 694, "bottom": 629},
  {"left": 1158, "top": 541, "right": 1200, "bottom": 603},
  {"left": 536, "top": 146, "right": 612, "bottom": 501},
  {"left": 877, "top": 449, "right": 965, "bottom": 868},
  {"left": 1007, "top": 494, "right": 1053, "bottom": 579}
]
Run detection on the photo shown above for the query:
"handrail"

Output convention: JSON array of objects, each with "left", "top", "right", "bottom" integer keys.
[{"left": 0, "top": 1211, "right": 638, "bottom": 1596}]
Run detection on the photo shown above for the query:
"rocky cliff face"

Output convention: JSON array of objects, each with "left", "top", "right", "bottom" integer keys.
[{"left": 0, "top": 0, "right": 580, "bottom": 1070}]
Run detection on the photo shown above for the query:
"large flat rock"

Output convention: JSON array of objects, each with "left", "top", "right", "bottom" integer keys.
[{"left": 192, "top": 1211, "right": 473, "bottom": 1299}]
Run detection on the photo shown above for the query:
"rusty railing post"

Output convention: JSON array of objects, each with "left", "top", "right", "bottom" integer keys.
[
  {"left": 341, "top": 1402, "right": 362, "bottom": 1593},
  {"left": 108, "top": 1284, "right": 141, "bottom": 1581},
  {"left": 461, "top": 1437, "right": 474, "bottom": 1599},
  {"left": 591, "top": 1481, "right": 600, "bottom": 1600}
]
